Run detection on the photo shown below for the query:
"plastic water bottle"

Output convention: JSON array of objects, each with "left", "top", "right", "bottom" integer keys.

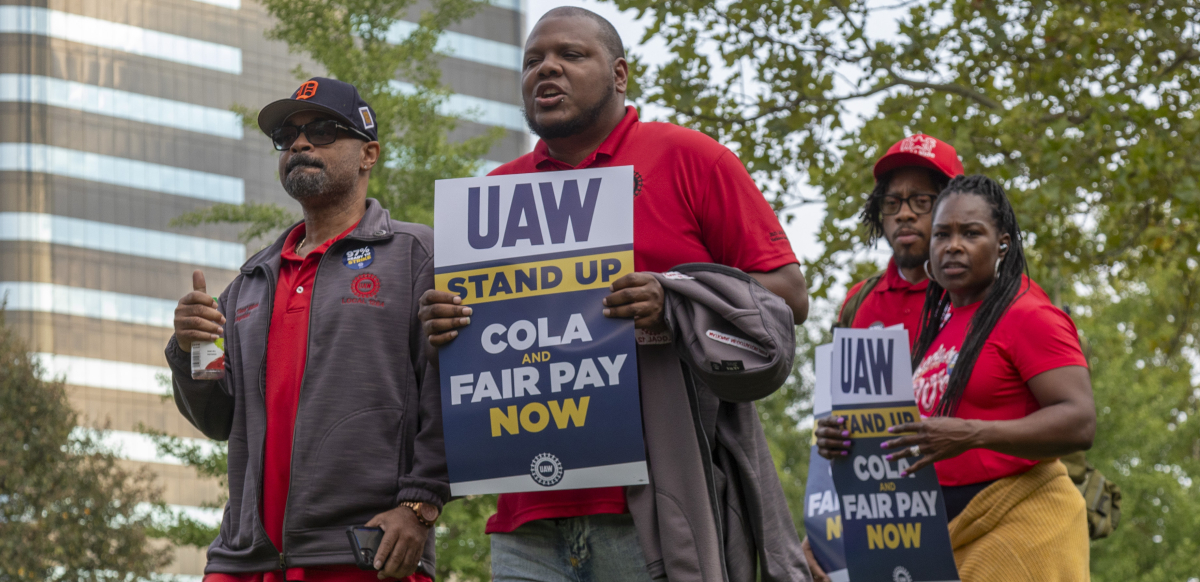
[{"left": 191, "top": 297, "right": 226, "bottom": 380}]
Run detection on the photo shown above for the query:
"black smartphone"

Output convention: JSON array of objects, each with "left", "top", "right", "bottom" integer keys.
[{"left": 346, "top": 526, "right": 384, "bottom": 570}]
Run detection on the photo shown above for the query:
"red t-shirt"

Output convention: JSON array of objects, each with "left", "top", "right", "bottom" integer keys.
[
  {"left": 205, "top": 222, "right": 429, "bottom": 582},
  {"left": 912, "top": 277, "right": 1088, "bottom": 487},
  {"left": 483, "top": 106, "right": 799, "bottom": 534},
  {"left": 838, "top": 258, "right": 928, "bottom": 347}
]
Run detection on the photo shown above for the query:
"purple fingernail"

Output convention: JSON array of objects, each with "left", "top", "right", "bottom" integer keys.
[
  {"left": 899, "top": 471, "right": 908, "bottom": 477},
  {"left": 841, "top": 430, "right": 850, "bottom": 437},
  {"left": 843, "top": 440, "right": 852, "bottom": 446},
  {"left": 885, "top": 454, "right": 892, "bottom": 461},
  {"left": 841, "top": 451, "right": 849, "bottom": 456},
  {"left": 880, "top": 442, "right": 889, "bottom": 448}
]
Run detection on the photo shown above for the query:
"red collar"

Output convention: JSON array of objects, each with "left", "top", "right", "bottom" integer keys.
[
  {"left": 280, "top": 221, "right": 359, "bottom": 262},
  {"left": 532, "top": 106, "right": 640, "bottom": 171},
  {"left": 877, "top": 257, "right": 930, "bottom": 292}
]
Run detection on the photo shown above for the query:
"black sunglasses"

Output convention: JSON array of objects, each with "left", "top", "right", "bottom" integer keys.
[{"left": 271, "top": 119, "right": 372, "bottom": 151}]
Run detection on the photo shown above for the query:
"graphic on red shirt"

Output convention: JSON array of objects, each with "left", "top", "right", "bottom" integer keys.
[
  {"left": 483, "top": 106, "right": 799, "bottom": 534},
  {"left": 912, "top": 343, "right": 957, "bottom": 413},
  {"left": 911, "top": 277, "right": 1088, "bottom": 487}
]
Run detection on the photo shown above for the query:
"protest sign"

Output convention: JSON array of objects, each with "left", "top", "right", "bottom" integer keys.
[
  {"left": 829, "top": 327, "right": 959, "bottom": 582},
  {"left": 804, "top": 343, "right": 849, "bottom": 582},
  {"left": 433, "top": 166, "right": 648, "bottom": 496}
]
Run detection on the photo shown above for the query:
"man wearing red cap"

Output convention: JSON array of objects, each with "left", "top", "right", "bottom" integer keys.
[
  {"left": 803, "top": 134, "right": 963, "bottom": 582},
  {"left": 836, "top": 134, "right": 965, "bottom": 346}
]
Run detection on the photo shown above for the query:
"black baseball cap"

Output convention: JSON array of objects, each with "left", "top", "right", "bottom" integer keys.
[{"left": 258, "top": 77, "right": 379, "bottom": 142}]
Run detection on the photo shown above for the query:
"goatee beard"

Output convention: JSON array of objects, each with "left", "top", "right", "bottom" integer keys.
[
  {"left": 283, "top": 155, "right": 353, "bottom": 201},
  {"left": 524, "top": 83, "right": 615, "bottom": 140},
  {"left": 895, "top": 251, "right": 927, "bottom": 270}
]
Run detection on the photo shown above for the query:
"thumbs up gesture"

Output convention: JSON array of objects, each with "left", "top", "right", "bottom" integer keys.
[{"left": 173, "top": 270, "right": 227, "bottom": 352}]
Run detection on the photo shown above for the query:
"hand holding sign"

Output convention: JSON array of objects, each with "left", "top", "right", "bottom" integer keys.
[
  {"left": 419, "top": 289, "right": 473, "bottom": 347},
  {"left": 815, "top": 416, "right": 851, "bottom": 459},
  {"left": 602, "top": 272, "right": 666, "bottom": 331}
]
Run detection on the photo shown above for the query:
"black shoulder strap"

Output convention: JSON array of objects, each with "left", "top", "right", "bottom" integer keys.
[{"left": 836, "top": 272, "right": 885, "bottom": 329}]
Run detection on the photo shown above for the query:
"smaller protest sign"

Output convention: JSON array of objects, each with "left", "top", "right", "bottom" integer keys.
[
  {"left": 804, "top": 343, "right": 849, "bottom": 582},
  {"left": 829, "top": 327, "right": 959, "bottom": 582}
]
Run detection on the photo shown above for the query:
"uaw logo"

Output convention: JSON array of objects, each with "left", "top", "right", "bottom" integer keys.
[
  {"left": 352, "top": 273, "right": 380, "bottom": 298},
  {"left": 892, "top": 566, "right": 913, "bottom": 582},
  {"left": 530, "top": 453, "right": 564, "bottom": 487},
  {"left": 343, "top": 273, "right": 385, "bottom": 308},
  {"left": 294, "top": 80, "right": 319, "bottom": 100},
  {"left": 898, "top": 134, "right": 937, "bottom": 159}
]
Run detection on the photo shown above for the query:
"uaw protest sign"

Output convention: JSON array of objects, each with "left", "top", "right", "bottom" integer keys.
[
  {"left": 804, "top": 343, "right": 849, "bottom": 582},
  {"left": 828, "top": 327, "right": 959, "bottom": 582},
  {"left": 433, "top": 166, "right": 648, "bottom": 496}
]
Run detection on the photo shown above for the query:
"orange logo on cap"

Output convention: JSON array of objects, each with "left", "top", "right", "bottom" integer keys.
[{"left": 294, "top": 80, "right": 319, "bottom": 100}]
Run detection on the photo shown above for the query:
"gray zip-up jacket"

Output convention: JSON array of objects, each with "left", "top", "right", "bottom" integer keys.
[
  {"left": 164, "top": 199, "right": 446, "bottom": 576},
  {"left": 628, "top": 265, "right": 810, "bottom": 582}
]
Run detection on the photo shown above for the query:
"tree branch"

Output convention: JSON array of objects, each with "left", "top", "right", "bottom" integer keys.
[{"left": 887, "top": 68, "right": 1003, "bottom": 109}]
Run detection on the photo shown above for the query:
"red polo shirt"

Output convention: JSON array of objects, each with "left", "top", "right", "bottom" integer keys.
[
  {"left": 483, "top": 106, "right": 799, "bottom": 534},
  {"left": 204, "top": 222, "right": 429, "bottom": 582},
  {"left": 839, "top": 258, "right": 928, "bottom": 347}
]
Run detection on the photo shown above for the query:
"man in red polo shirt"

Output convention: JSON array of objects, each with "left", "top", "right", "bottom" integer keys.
[
  {"left": 167, "top": 78, "right": 444, "bottom": 582},
  {"left": 419, "top": 7, "right": 811, "bottom": 581},
  {"left": 804, "top": 134, "right": 963, "bottom": 582},
  {"left": 836, "top": 134, "right": 965, "bottom": 346}
]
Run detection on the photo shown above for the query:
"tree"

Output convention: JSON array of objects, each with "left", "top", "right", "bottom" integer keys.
[
  {"left": 176, "top": 0, "right": 503, "bottom": 237},
  {"left": 608, "top": 0, "right": 1200, "bottom": 577},
  {"left": 0, "top": 312, "right": 171, "bottom": 580}
]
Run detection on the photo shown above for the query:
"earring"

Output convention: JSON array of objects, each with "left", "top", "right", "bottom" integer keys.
[
  {"left": 1000, "top": 243, "right": 1009, "bottom": 251},
  {"left": 924, "top": 260, "right": 933, "bottom": 281},
  {"left": 995, "top": 256, "right": 1003, "bottom": 273}
]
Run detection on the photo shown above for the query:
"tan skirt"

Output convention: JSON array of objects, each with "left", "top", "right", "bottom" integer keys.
[{"left": 948, "top": 460, "right": 1090, "bottom": 582}]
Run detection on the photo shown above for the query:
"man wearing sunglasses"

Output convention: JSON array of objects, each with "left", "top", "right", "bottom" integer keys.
[
  {"left": 803, "top": 134, "right": 963, "bottom": 581},
  {"left": 166, "top": 77, "right": 446, "bottom": 582}
]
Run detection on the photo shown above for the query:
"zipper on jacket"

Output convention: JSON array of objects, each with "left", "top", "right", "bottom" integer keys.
[
  {"left": 253, "top": 263, "right": 281, "bottom": 568},
  {"left": 680, "top": 361, "right": 731, "bottom": 582},
  {"left": 279, "top": 240, "right": 336, "bottom": 565}
]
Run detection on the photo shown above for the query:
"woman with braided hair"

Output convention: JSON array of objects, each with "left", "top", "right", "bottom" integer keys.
[{"left": 816, "top": 175, "right": 1095, "bottom": 581}]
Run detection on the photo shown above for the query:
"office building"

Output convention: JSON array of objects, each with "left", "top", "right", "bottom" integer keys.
[{"left": 0, "top": 0, "right": 526, "bottom": 576}]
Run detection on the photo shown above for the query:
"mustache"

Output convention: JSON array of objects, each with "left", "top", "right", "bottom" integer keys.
[{"left": 286, "top": 154, "right": 324, "bottom": 174}]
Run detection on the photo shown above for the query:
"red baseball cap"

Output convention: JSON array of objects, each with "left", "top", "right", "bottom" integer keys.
[{"left": 872, "top": 134, "right": 964, "bottom": 180}]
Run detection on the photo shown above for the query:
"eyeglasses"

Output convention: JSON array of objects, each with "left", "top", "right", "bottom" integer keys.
[
  {"left": 880, "top": 194, "right": 936, "bottom": 216},
  {"left": 271, "top": 119, "right": 371, "bottom": 151}
]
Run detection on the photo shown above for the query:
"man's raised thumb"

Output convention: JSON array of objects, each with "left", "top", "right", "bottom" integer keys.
[{"left": 193, "top": 270, "right": 207, "bottom": 294}]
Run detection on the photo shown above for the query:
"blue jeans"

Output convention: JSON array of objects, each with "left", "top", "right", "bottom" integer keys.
[{"left": 491, "top": 514, "right": 661, "bottom": 582}]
